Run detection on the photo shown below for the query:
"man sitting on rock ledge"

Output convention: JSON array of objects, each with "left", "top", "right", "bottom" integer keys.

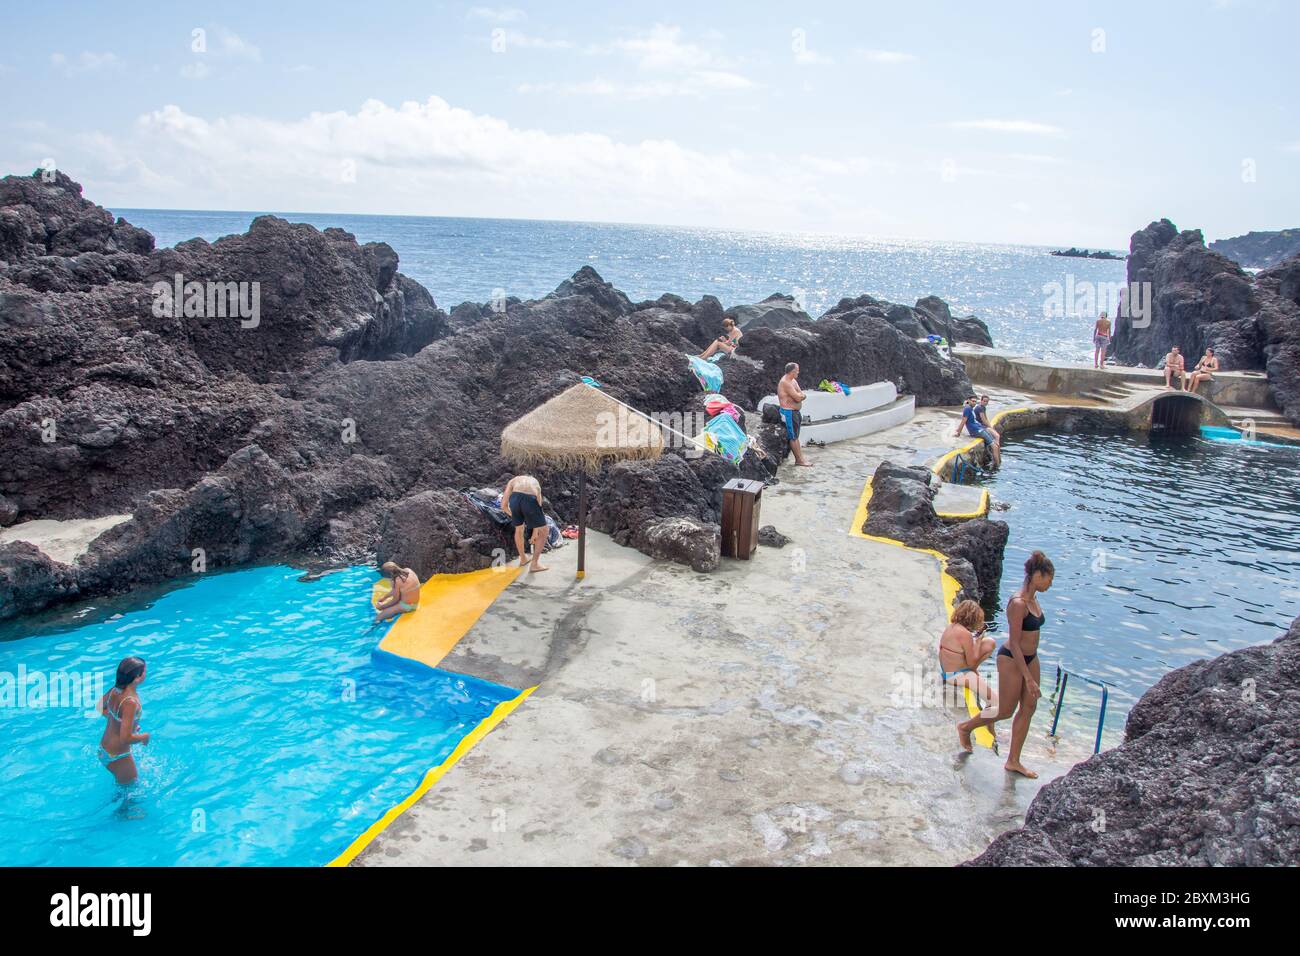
[
  {"left": 1162, "top": 346, "right": 1185, "bottom": 389},
  {"left": 955, "top": 395, "right": 1001, "bottom": 468}
]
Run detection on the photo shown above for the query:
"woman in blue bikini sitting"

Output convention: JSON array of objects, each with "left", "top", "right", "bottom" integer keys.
[
  {"left": 939, "top": 599, "right": 999, "bottom": 722},
  {"left": 97, "top": 656, "right": 150, "bottom": 785},
  {"left": 959, "top": 550, "right": 1054, "bottom": 778}
]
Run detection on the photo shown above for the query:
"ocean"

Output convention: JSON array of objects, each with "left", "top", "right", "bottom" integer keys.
[{"left": 112, "top": 208, "right": 1127, "bottom": 365}]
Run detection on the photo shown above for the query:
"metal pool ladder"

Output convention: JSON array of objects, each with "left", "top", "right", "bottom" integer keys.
[{"left": 1048, "top": 664, "right": 1113, "bottom": 754}]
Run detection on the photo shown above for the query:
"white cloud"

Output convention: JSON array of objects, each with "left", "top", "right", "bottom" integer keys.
[
  {"left": 496, "top": 30, "right": 573, "bottom": 51},
  {"left": 468, "top": 5, "right": 526, "bottom": 21},
  {"left": 517, "top": 69, "right": 753, "bottom": 99},
  {"left": 856, "top": 49, "right": 917, "bottom": 64},
  {"left": 794, "top": 49, "right": 834, "bottom": 66},
  {"left": 947, "top": 119, "right": 1064, "bottom": 136},
  {"left": 50, "top": 51, "right": 122, "bottom": 76},
  {"left": 41, "top": 96, "right": 884, "bottom": 232},
  {"left": 540, "top": 24, "right": 753, "bottom": 98},
  {"left": 1004, "top": 152, "right": 1065, "bottom": 164},
  {"left": 218, "top": 29, "right": 262, "bottom": 62}
]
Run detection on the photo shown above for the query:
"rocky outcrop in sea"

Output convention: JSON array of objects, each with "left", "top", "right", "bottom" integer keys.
[
  {"left": 0, "top": 171, "right": 982, "bottom": 618},
  {"left": 1111, "top": 218, "right": 1300, "bottom": 425},
  {"left": 967, "top": 613, "right": 1300, "bottom": 866},
  {"left": 1210, "top": 228, "right": 1300, "bottom": 271}
]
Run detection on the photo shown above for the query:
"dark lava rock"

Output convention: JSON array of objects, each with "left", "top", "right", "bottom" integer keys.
[
  {"left": 1112, "top": 219, "right": 1262, "bottom": 373},
  {"left": 725, "top": 293, "right": 810, "bottom": 331},
  {"left": 757, "top": 525, "right": 790, "bottom": 548},
  {"left": 0, "top": 169, "right": 984, "bottom": 615},
  {"left": 1112, "top": 219, "right": 1300, "bottom": 425},
  {"left": 1210, "top": 228, "right": 1300, "bottom": 271},
  {"left": 968, "top": 614, "right": 1300, "bottom": 866},
  {"left": 860, "top": 460, "right": 1007, "bottom": 602}
]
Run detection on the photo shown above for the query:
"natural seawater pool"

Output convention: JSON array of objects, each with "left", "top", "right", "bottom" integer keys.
[
  {"left": 0, "top": 565, "right": 515, "bottom": 866},
  {"left": 975, "top": 428, "right": 1300, "bottom": 746}
]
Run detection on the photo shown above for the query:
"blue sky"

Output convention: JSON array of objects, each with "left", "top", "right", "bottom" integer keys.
[{"left": 1, "top": 0, "right": 1296, "bottom": 246}]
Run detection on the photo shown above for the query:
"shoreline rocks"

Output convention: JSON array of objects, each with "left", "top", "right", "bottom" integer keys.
[
  {"left": 0, "top": 170, "right": 984, "bottom": 619},
  {"left": 860, "top": 460, "right": 1008, "bottom": 603},
  {"left": 1112, "top": 218, "right": 1300, "bottom": 426}
]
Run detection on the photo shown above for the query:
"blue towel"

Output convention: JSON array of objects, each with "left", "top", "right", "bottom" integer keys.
[
  {"left": 687, "top": 354, "right": 724, "bottom": 392},
  {"left": 701, "top": 412, "right": 749, "bottom": 464}
]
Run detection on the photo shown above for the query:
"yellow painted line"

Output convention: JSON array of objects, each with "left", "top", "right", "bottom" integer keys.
[
  {"left": 327, "top": 685, "right": 538, "bottom": 867},
  {"left": 849, "top": 476, "right": 994, "bottom": 749},
  {"left": 377, "top": 566, "right": 523, "bottom": 670}
]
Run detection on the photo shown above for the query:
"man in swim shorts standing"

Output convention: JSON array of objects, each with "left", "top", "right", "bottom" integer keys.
[
  {"left": 777, "top": 362, "right": 812, "bottom": 467},
  {"left": 503, "top": 474, "right": 549, "bottom": 573}
]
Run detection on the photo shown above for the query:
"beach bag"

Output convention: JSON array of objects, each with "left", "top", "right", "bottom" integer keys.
[{"left": 703, "top": 393, "right": 741, "bottom": 423}]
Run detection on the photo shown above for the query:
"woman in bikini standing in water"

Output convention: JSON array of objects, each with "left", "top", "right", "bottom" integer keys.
[
  {"left": 958, "top": 551, "right": 1054, "bottom": 778},
  {"left": 98, "top": 656, "right": 150, "bottom": 785}
]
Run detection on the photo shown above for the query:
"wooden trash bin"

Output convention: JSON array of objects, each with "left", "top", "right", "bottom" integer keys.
[{"left": 721, "top": 478, "right": 764, "bottom": 559}]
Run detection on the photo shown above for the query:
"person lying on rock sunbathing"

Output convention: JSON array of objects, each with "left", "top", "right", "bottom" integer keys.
[
  {"left": 502, "top": 474, "right": 549, "bottom": 573},
  {"left": 699, "top": 317, "right": 742, "bottom": 360},
  {"left": 938, "top": 599, "right": 999, "bottom": 722},
  {"left": 374, "top": 561, "right": 421, "bottom": 623},
  {"left": 958, "top": 550, "right": 1054, "bottom": 778}
]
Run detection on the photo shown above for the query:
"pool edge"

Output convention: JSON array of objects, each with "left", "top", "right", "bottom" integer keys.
[{"left": 326, "top": 684, "right": 538, "bottom": 867}]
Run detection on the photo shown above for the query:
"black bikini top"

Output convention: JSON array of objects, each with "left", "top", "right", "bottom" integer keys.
[{"left": 1020, "top": 608, "right": 1046, "bottom": 632}]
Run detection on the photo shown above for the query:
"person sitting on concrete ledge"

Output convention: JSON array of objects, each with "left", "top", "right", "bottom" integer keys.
[
  {"left": 976, "top": 394, "right": 1001, "bottom": 444},
  {"left": 502, "top": 474, "right": 549, "bottom": 573},
  {"left": 699, "top": 316, "right": 742, "bottom": 361},
  {"left": 938, "top": 599, "right": 999, "bottom": 721},
  {"left": 1162, "top": 346, "right": 1185, "bottom": 389},
  {"left": 955, "top": 395, "right": 1001, "bottom": 468},
  {"left": 1184, "top": 347, "right": 1219, "bottom": 394},
  {"left": 374, "top": 561, "right": 421, "bottom": 623}
]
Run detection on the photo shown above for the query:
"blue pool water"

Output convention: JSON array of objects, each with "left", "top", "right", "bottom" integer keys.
[
  {"left": 976, "top": 428, "right": 1300, "bottom": 746},
  {"left": 0, "top": 565, "right": 515, "bottom": 866},
  {"left": 112, "top": 207, "right": 1125, "bottom": 365}
]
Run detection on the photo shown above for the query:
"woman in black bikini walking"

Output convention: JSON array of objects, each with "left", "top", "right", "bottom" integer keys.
[{"left": 958, "top": 551, "right": 1054, "bottom": 778}]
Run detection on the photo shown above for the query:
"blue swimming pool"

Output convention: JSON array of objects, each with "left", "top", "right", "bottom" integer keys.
[{"left": 0, "top": 565, "right": 516, "bottom": 866}]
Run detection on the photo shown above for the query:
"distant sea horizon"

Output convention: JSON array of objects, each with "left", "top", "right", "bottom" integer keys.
[{"left": 113, "top": 206, "right": 1129, "bottom": 364}]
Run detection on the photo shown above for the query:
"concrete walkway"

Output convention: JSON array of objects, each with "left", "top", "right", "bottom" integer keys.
[{"left": 357, "top": 425, "right": 1082, "bottom": 867}]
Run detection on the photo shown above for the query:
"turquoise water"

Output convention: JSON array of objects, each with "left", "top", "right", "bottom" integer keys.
[
  {"left": 976, "top": 429, "right": 1300, "bottom": 745},
  {"left": 112, "top": 208, "right": 1125, "bottom": 365},
  {"left": 0, "top": 565, "right": 515, "bottom": 866}
]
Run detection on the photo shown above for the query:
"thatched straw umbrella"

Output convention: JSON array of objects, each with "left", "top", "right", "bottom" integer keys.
[{"left": 500, "top": 382, "right": 665, "bottom": 579}]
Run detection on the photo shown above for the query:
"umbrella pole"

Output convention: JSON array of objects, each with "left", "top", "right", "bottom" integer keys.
[{"left": 576, "top": 470, "right": 587, "bottom": 580}]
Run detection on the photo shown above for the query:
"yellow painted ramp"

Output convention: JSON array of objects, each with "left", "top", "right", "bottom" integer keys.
[
  {"left": 849, "top": 477, "right": 996, "bottom": 750},
  {"left": 377, "top": 566, "right": 523, "bottom": 670}
]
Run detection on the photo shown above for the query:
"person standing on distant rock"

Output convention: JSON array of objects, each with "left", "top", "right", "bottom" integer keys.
[
  {"left": 1092, "top": 311, "right": 1112, "bottom": 368},
  {"left": 374, "top": 562, "right": 421, "bottom": 622},
  {"left": 698, "top": 317, "right": 742, "bottom": 360},
  {"left": 777, "top": 363, "right": 811, "bottom": 467},
  {"left": 1162, "top": 347, "right": 1185, "bottom": 389},
  {"left": 958, "top": 551, "right": 1054, "bottom": 778},
  {"left": 1184, "top": 347, "right": 1219, "bottom": 394},
  {"left": 502, "top": 474, "right": 549, "bottom": 573}
]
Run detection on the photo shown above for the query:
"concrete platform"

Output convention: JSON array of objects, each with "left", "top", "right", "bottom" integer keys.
[
  {"left": 956, "top": 345, "right": 1274, "bottom": 410},
  {"left": 356, "top": 432, "right": 1082, "bottom": 867}
]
